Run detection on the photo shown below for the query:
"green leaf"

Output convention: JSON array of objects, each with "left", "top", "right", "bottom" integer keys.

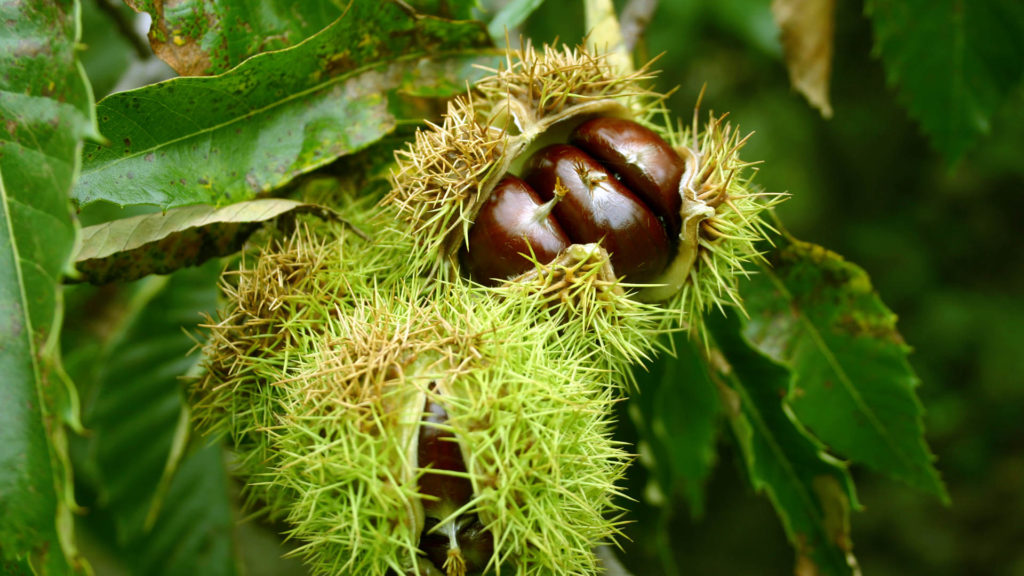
[
  {"left": 125, "top": 0, "right": 341, "bottom": 76},
  {"left": 740, "top": 238, "right": 948, "bottom": 502},
  {"left": 631, "top": 337, "right": 722, "bottom": 518},
  {"left": 487, "top": 0, "right": 546, "bottom": 41},
  {"left": 73, "top": 199, "right": 338, "bottom": 284},
  {"left": 134, "top": 441, "right": 237, "bottom": 576},
  {"left": 0, "top": 0, "right": 96, "bottom": 571},
  {"left": 866, "top": 0, "right": 1024, "bottom": 160},
  {"left": 709, "top": 314, "right": 860, "bottom": 576},
  {"left": 65, "top": 262, "right": 223, "bottom": 564},
  {"left": 74, "top": 3, "right": 497, "bottom": 210},
  {"left": 405, "top": 0, "right": 476, "bottom": 20}
]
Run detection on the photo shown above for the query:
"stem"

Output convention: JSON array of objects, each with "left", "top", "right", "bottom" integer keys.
[
  {"left": 583, "top": 0, "right": 634, "bottom": 75},
  {"left": 619, "top": 0, "right": 660, "bottom": 51},
  {"left": 533, "top": 180, "right": 569, "bottom": 222}
]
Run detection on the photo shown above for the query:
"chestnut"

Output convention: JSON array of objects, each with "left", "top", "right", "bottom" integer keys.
[
  {"left": 418, "top": 396, "right": 473, "bottom": 520},
  {"left": 417, "top": 395, "right": 494, "bottom": 575},
  {"left": 570, "top": 117, "right": 684, "bottom": 238},
  {"left": 461, "top": 117, "right": 685, "bottom": 286},
  {"left": 524, "top": 144, "right": 670, "bottom": 283},
  {"left": 460, "top": 175, "right": 571, "bottom": 285}
]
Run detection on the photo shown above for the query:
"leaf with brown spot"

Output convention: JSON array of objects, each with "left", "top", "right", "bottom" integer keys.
[
  {"left": 708, "top": 313, "right": 860, "bottom": 576},
  {"left": 126, "top": 0, "right": 342, "bottom": 76},
  {"left": 73, "top": 199, "right": 339, "bottom": 284},
  {"left": 741, "top": 235, "right": 948, "bottom": 502},
  {"left": 74, "top": 2, "right": 497, "bottom": 210},
  {"left": 772, "top": 0, "right": 835, "bottom": 118}
]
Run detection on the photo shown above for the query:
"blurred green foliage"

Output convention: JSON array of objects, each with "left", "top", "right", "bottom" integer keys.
[
  {"left": 61, "top": 0, "right": 1024, "bottom": 574},
  {"left": 520, "top": 0, "right": 1024, "bottom": 574}
]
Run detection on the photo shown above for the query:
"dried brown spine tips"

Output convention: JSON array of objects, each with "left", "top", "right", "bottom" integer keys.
[
  {"left": 461, "top": 118, "right": 684, "bottom": 285},
  {"left": 418, "top": 395, "right": 494, "bottom": 575}
]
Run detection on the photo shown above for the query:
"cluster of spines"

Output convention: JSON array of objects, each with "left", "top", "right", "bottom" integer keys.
[
  {"left": 668, "top": 108, "right": 785, "bottom": 337},
  {"left": 268, "top": 291, "right": 480, "bottom": 576},
  {"left": 387, "top": 44, "right": 660, "bottom": 278},
  {"left": 439, "top": 285, "right": 632, "bottom": 576},
  {"left": 473, "top": 43, "right": 658, "bottom": 134},
  {"left": 192, "top": 216, "right": 638, "bottom": 575}
]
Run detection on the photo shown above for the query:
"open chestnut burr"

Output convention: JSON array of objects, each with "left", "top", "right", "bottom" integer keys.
[{"left": 460, "top": 117, "right": 686, "bottom": 285}]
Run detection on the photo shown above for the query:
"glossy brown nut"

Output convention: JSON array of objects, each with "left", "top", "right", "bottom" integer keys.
[
  {"left": 524, "top": 144, "right": 670, "bottom": 283},
  {"left": 461, "top": 175, "right": 571, "bottom": 285},
  {"left": 417, "top": 396, "right": 472, "bottom": 520},
  {"left": 420, "top": 515, "right": 494, "bottom": 574},
  {"left": 570, "top": 117, "right": 684, "bottom": 238}
]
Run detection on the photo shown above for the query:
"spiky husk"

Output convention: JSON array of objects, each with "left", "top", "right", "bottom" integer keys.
[
  {"left": 386, "top": 44, "right": 783, "bottom": 335},
  {"left": 649, "top": 108, "right": 786, "bottom": 337},
  {"left": 388, "top": 44, "right": 659, "bottom": 279},
  {"left": 193, "top": 211, "right": 633, "bottom": 575}
]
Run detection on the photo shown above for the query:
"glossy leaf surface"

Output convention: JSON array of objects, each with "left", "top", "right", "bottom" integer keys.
[
  {"left": 74, "top": 3, "right": 495, "bottom": 210},
  {"left": 710, "top": 315, "right": 860, "bottom": 576}
]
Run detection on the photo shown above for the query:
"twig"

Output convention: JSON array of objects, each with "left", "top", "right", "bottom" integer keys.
[
  {"left": 596, "top": 546, "right": 636, "bottom": 576},
  {"left": 619, "top": 0, "right": 659, "bottom": 51},
  {"left": 95, "top": 0, "right": 151, "bottom": 60}
]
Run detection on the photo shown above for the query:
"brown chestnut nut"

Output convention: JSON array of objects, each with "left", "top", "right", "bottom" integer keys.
[
  {"left": 418, "top": 396, "right": 473, "bottom": 520},
  {"left": 418, "top": 395, "right": 494, "bottom": 575},
  {"left": 570, "top": 117, "right": 684, "bottom": 238},
  {"left": 523, "top": 144, "right": 670, "bottom": 283},
  {"left": 461, "top": 175, "right": 571, "bottom": 285}
]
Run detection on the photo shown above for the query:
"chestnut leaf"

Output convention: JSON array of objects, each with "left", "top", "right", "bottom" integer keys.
[
  {"left": 0, "top": 0, "right": 95, "bottom": 571},
  {"left": 740, "top": 237, "right": 949, "bottom": 503},
  {"left": 867, "top": 0, "right": 1024, "bottom": 161},
  {"left": 63, "top": 263, "right": 230, "bottom": 574},
  {"left": 73, "top": 199, "right": 338, "bottom": 284},
  {"left": 125, "top": 0, "right": 342, "bottom": 76},
  {"left": 708, "top": 314, "right": 860, "bottom": 576},
  {"left": 74, "top": 2, "right": 498, "bottom": 211}
]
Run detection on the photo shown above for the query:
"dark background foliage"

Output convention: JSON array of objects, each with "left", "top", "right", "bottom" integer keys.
[{"left": 513, "top": 1, "right": 1024, "bottom": 574}]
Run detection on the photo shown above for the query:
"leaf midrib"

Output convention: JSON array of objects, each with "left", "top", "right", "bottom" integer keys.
[
  {"left": 81, "top": 49, "right": 489, "bottom": 178},
  {"left": 762, "top": 264, "right": 916, "bottom": 473}
]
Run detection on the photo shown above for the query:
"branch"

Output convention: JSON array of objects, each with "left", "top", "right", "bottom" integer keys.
[{"left": 619, "top": 0, "right": 659, "bottom": 51}]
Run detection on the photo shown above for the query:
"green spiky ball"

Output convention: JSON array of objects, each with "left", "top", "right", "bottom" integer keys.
[
  {"left": 387, "top": 45, "right": 784, "bottom": 336},
  {"left": 192, "top": 205, "right": 647, "bottom": 575}
]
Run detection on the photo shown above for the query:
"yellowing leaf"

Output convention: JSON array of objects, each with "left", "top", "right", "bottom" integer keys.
[
  {"left": 74, "top": 199, "right": 338, "bottom": 284},
  {"left": 772, "top": 0, "right": 835, "bottom": 118}
]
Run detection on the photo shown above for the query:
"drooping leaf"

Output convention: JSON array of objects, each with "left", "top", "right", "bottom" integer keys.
[
  {"left": 73, "top": 199, "right": 339, "bottom": 284},
  {"left": 133, "top": 441, "right": 236, "bottom": 576},
  {"left": 487, "top": 0, "right": 547, "bottom": 41},
  {"left": 709, "top": 314, "right": 860, "bottom": 576},
  {"left": 740, "top": 238, "right": 948, "bottom": 502},
  {"left": 125, "top": 0, "right": 341, "bottom": 76},
  {"left": 66, "top": 262, "right": 223, "bottom": 564},
  {"left": 772, "top": 0, "right": 835, "bottom": 118},
  {"left": 631, "top": 336, "right": 722, "bottom": 518},
  {"left": 74, "top": 3, "right": 497, "bottom": 210},
  {"left": 0, "top": 0, "right": 96, "bottom": 571},
  {"left": 866, "top": 0, "right": 1024, "bottom": 160}
]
